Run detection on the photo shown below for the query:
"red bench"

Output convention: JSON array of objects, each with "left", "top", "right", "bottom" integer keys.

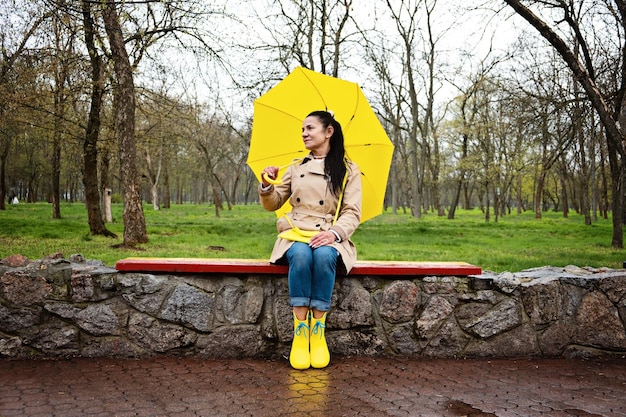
[{"left": 115, "top": 258, "right": 481, "bottom": 276}]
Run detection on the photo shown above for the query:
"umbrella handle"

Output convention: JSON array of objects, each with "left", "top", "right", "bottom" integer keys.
[
  {"left": 260, "top": 158, "right": 304, "bottom": 186},
  {"left": 262, "top": 172, "right": 282, "bottom": 186}
]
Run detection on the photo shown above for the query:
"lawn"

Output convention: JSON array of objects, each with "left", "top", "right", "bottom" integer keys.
[{"left": 0, "top": 202, "right": 623, "bottom": 272}]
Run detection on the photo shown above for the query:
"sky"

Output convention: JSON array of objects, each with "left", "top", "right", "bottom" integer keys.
[{"left": 137, "top": 1, "right": 526, "bottom": 128}]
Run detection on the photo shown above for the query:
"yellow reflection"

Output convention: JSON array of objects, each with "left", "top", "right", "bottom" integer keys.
[{"left": 286, "top": 368, "right": 331, "bottom": 414}]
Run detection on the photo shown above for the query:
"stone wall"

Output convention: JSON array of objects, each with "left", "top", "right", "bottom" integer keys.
[{"left": 1, "top": 253, "right": 626, "bottom": 359}]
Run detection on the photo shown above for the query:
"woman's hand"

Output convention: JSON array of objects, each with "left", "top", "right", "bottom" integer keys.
[
  {"left": 261, "top": 166, "right": 279, "bottom": 187},
  {"left": 309, "top": 231, "right": 338, "bottom": 248}
]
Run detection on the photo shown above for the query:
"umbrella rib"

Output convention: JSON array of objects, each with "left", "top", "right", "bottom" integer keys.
[
  {"left": 343, "top": 84, "right": 359, "bottom": 133},
  {"left": 300, "top": 68, "right": 327, "bottom": 111},
  {"left": 247, "top": 150, "right": 307, "bottom": 164},
  {"left": 255, "top": 102, "right": 304, "bottom": 124}
]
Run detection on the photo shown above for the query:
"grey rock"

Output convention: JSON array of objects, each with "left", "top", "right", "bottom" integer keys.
[
  {"left": 161, "top": 283, "right": 214, "bottom": 332},
  {"left": 378, "top": 280, "right": 419, "bottom": 323},
  {"left": 575, "top": 291, "right": 626, "bottom": 349},
  {"left": 128, "top": 313, "right": 196, "bottom": 352},
  {"left": 387, "top": 322, "right": 420, "bottom": 354},
  {"left": 44, "top": 302, "right": 119, "bottom": 336},
  {"left": 218, "top": 284, "right": 264, "bottom": 325},
  {"left": 0, "top": 305, "right": 40, "bottom": 332},
  {"left": 22, "top": 319, "right": 79, "bottom": 355},
  {"left": 81, "top": 336, "right": 146, "bottom": 358},
  {"left": 330, "top": 278, "right": 373, "bottom": 329},
  {"left": 415, "top": 295, "right": 454, "bottom": 340},
  {"left": 421, "top": 316, "right": 470, "bottom": 357},
  {"left": 520, "top": 279, "right": 563, "bottom": 326},
  {"left": 462, "top": 299, "right": 522, "bottom": 339},
  {"left": 494, "top": 271, "right": 521, "bottom": 293},
  {"left": 1, "top": 271, "right": 53, "bottom": 305},
  {"left": 71, "top": 271, "right": 94, "bottom": 301},
  {"left": 465, "top": 323, "right": 538, "bottom": 357},
  {"left": 328, "top": 330, "right": 386, "bottom": 356},
  {"left": 0, "top": 336, "right": 23, "bottom": 356},
  {"left": 200, "top": 325, "right": 268, "bottom": 358}
]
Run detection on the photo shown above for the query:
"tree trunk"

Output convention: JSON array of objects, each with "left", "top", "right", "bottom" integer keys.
[
  {"left": 449, "top": 132, "right": 469, "bottom": 219},
  {"left": 51, "top": 15, "right": 68, "bottom": 220},
  {"left": 559, "top": 159, "right": 569, "bottom": 219},
  {"left": 176, "top": 177, "right": 183, "bottom": 205},
  {"left": 484, "top": 184, "right": 491, "bottom": 222},
  {"left": 534, "top": 171, "right": 546, "bottom": 220},
  {"left": 572, "top": 62, "right": 590, "bottom": 224},
  {"left": 102, "top": 0, "right": 147, "bottom": 246},
  {"left": 145, "top": 148, "right": 161, "bottom": 211},
  {"left": 99, "top": 149, "right": 111, "bottom": 222},
  {"left": 163, "top": 165, "right": 170, "bottom": 209},
  {"left": 0, "top": 138, "right": 9, "bottom": 210},
  {"left": 448, "top": 179, "right": 462, "bottom": 220},
  {"left": 81, "top": 1, "right": 115, "bottom": 237},
  {"left": 409, "top": 131, "right": 422, "bottom": 218},
  {"left": 599, "top": 129, "right": 609, "bottom": 219},
  {"left": 51, "top": 127, "right": 62, "bottom": 219},
  {"left": 104, "top": 189, "right": 112, "bottom": 223},
  {"left": 463, "top": 182, "right": 471, "bottom": 210},
  {"left": 51, "top": 73, "right": 64, "bottom": 219},
  {"left": 151, "top": 184, "right": 159, "bottom": 210},
  {"left": 590, "top": 116, "right": 598, "bottom": 222},
  {"left": 577, "top": 137, "right": 591, "bottom": 225}
]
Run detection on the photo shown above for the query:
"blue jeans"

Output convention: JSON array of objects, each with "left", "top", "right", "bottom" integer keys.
[{"left": 285, "top": 242, "right": 339, "bottom": 311}]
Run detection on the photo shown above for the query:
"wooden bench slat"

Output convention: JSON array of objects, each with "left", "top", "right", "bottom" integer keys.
[{"left": 115, "top": 258, "right": 481, "bottom": 276}]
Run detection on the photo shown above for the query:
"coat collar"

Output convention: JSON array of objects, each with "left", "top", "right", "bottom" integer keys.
[{"left": 300, "top": 154, "right": 326, "bottom": 175}]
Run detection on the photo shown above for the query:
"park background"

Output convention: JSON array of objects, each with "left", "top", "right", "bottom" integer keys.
[{"left": 1, "top": 1, "right": 625, "bottom": 270}]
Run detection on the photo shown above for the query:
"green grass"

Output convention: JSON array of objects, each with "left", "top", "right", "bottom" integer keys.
[{"left": 0, "top": 202, "right": 623, "bottom": 272}]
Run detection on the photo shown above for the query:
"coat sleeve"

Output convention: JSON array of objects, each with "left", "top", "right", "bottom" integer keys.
[{"left": 329, "top": 162, "right": 362, "bottom": 241}]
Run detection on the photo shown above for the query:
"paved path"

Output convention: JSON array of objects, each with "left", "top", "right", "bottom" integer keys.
[{"left": 1, "top": 356, "right": 625, "bottom": 416}]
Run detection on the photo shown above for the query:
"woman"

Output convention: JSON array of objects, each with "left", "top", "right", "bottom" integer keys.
[{"left": 259, "top": 110, "right": 362, "bottom": 369}]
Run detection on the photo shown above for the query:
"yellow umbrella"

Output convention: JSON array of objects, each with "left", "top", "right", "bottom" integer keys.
[{"left": 247, "top": 66, "right": 394, "bottom": 223}]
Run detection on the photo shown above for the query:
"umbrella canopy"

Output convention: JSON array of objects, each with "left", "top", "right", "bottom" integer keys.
[{"left": 247, "top": 66, "right": 394, "bottom": 223}]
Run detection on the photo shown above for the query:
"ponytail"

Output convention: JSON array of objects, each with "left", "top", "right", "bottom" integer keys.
[{"left": 306, "top": 110, "right": 347, "bottom": 196}]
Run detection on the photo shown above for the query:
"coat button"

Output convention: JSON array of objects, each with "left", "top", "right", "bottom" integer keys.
[
  {"left": 319, "top": 200, "right": 324, "bottom": 205},
  {"left": 315, "top": 224, "right": 321, "bottom": 228},
  {"left": 300, "top": 174, "right": 305, "bottom": 177},
  {"left": 296, "top": 198, "right": 301, "bottom": 203}
]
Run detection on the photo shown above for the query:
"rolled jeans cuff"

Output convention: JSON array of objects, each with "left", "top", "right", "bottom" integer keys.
[
  {"left": 290, "top": 297, "right": 310, "bottom": 308},
  {"left": 290, "top": 297, "right": 330, "bottom": 311},
  {"left": 310, "top": 299, "right": 330, "bottom": 311}
]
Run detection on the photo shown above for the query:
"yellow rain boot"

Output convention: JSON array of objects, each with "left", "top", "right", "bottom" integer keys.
[
  {"left": 310, "top": 312, "right": 330, "bottom": 368},
  {"left": 289, "top": 313, "right": 310, "bottom": 370}
]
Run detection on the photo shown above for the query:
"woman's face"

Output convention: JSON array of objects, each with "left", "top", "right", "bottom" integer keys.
[{"left": 302, "top": 115, "right": 333, "bottom": 155}]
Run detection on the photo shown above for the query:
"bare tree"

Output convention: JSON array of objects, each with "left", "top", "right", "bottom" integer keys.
[
  {"left": 289, "top": 0, "right": 352, "bottom": 75},
  {"left": 248, "top": 0, "right": 356, "bottom": 77},
  {"left": 446, "top": 42, "right": 509, "bottom": 219},
  {"left": 504, "top": 0, "right": 626, "bottom": 247},
  {"left": 136, "top": 88, "right": 177, "bottom": 211},
  {"left": 49, "top": 4, "right": 76, "bottom": 219},
  {"left": 0, "top": 2, "right": 50, "bottom": 209},
  {"left": 448, "top": 76, "right": 482, "bottom": 219},
  {"left": 381, "top": 0, "right": 450, "bottom": 218},
  {"left": 367, "top": 40, "right": 407, "bottom": 214}
]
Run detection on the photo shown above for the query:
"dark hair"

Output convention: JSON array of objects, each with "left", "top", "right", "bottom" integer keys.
[{"left": 307, "top": 110, "right": 347, "bottom": 196}]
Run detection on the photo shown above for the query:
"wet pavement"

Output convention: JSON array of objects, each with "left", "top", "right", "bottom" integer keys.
[{"left": 1, "top": 356, "right": 625, "bottom": 417}]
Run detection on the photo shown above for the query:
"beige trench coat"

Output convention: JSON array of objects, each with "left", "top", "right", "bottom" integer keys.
[{"left": 259, "top": 156, "right": 362, "bottom": 273}]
